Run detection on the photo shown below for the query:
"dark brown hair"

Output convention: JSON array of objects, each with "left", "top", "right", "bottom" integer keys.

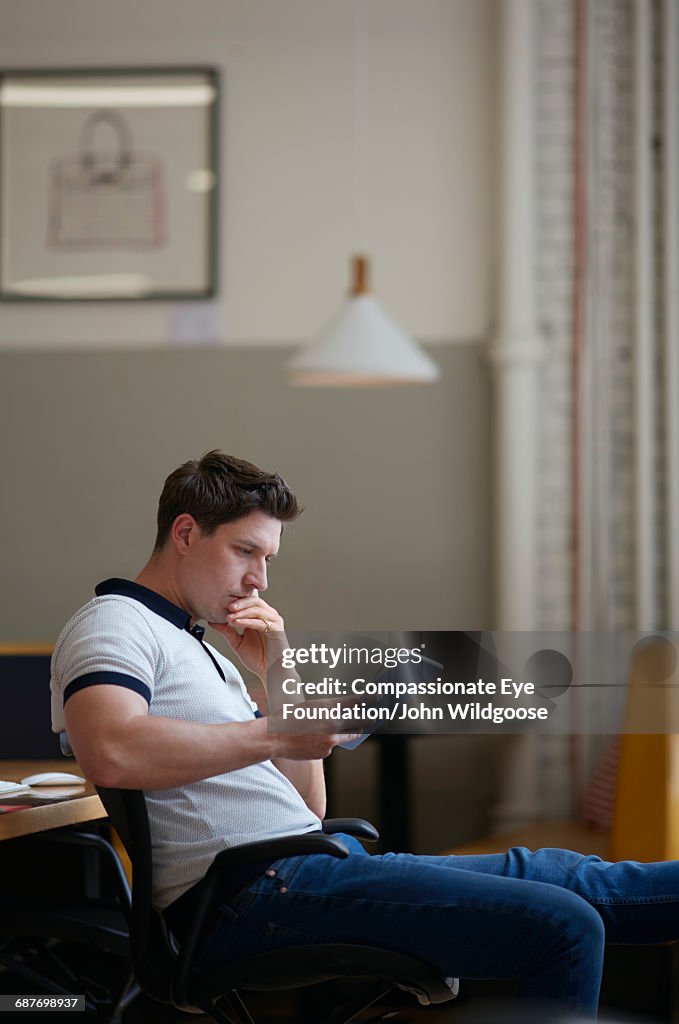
[{"left": 154, "top": 450, "right": 302, "bottom": 550}]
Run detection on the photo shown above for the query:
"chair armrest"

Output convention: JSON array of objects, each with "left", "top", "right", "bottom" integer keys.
[
  {"left": 207, "top": 831, "right": 350, "bottom": 876},
  {"left": 173, "top": 831, "right": 350, "bottom": 1007},
  {"left": 322, "top": 818, "right": 379, "bottom": 842}
]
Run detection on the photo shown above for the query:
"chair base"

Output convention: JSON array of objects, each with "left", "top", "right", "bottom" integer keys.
[
  {"left": 0, "top": 937, "right": 139, "bottom": 1023},
  {"left": 203, "top": 978, "right": 397, "bottom": 1024}
]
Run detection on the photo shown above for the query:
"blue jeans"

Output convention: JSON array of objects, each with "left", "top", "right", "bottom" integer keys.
[{"left": 196, "top": 836, "right": 679, "bottom": 1019}]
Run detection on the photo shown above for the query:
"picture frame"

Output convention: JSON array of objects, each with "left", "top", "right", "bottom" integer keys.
[{"left": 0, "top": 67, "right": 219, "bottom": 301}]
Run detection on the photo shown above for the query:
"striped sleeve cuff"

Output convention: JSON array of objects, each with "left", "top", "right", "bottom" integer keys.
[{"left": 63, "top": 671, "right": 151, "bottom": 706}]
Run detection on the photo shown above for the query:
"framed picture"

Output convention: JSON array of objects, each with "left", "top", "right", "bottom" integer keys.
[{"left": 0, "top": 67, "right": 218, "bottom": 300}]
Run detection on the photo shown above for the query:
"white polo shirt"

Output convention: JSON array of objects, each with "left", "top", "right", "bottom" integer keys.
[{"left": 50, "top": 578, "right": 321, "bottom": 909}]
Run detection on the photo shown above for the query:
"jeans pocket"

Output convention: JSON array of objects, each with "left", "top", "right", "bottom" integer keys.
[{"left": 251, "top": 854, "right": 306, "bottom": 892}]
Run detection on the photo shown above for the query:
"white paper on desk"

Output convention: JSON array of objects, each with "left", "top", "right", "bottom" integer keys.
[
  {"left": 0, "top": 786, "right": 86, "bottom": 802},
  {"left": 0, "top": 781, "right": 32, "bottom": 796}
]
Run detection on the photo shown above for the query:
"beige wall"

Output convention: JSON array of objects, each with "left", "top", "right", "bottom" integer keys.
[{"left": 0, "top": 343, "right": 490, "bottom": 642}]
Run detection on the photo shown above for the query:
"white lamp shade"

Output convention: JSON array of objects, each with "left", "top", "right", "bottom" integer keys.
[{"left": 289, "top": 293, "right": 440, "bottom": 387}]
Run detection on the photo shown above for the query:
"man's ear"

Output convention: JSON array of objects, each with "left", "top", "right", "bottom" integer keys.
[{"left": 171, "top": 514, "right": 198, "bottom": 554}]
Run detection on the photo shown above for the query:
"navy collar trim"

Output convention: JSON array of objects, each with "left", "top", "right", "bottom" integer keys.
[{"left": 95, "top": 578, "right": 191, "bottom": 631}]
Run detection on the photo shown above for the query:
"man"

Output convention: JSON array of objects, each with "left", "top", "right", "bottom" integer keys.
[{"left": 51, "top": 451, "right": 679, "bottom": 1020}]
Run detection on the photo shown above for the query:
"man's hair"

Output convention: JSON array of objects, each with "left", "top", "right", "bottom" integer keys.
[{"left": 154, "top": 450, "right": 302, "bottom": 550}]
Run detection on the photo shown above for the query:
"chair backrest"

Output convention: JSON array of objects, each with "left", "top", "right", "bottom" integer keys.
[
  {"left": 0, "top": 648, "right": 61, "bottom": 758},
  {"left": 95, "top": 786, "right": 177, "bottom": 1004}
]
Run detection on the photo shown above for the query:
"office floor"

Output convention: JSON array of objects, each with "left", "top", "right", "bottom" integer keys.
[
  {"left": 124, "top": 993, "right": 464, "bottom": 1024},
  {"left": 1, "top": 944, "right": 676, "bottom": 1023},
  {"left": 0, "top": 958, "right": 462, "bottom": 1023}
]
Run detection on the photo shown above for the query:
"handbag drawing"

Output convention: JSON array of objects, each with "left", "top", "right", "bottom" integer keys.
[{"left": 47, "top": 108, "right": 167, "bottom": 250}]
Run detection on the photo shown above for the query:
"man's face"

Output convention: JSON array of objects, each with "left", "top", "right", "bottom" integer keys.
[{"left": 178, "top": 510, "right": 282, "bottom": 624}]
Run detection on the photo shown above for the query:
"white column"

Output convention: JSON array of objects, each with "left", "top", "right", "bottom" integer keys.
[
  {"left": 633, "top": 0, "right": 658, "bottom": 631},
  {"left": 663, "top": 0, "right": 679, "bottom": 626},
  {"left": 486, "top": 0, "right": 543, "bottom": 831}
]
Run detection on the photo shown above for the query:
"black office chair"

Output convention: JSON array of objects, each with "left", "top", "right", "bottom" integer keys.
[
  {"left": 0, "top": 828, "right": 138, "bottom": 1020},
  {"left": 95, "top": 785, "right": 457, "bottom": 1024},
  {"left": 0, "top": 658, "right": 138, "bottom": 1020}
]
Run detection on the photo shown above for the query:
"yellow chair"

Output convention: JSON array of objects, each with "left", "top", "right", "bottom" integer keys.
[{"left": 611, "top": 639, "right": 679, "bottom": 862}]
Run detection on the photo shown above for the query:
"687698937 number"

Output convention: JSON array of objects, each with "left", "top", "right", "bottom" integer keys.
[{"left": 1, "top": 996, "right": 84, "bottom": 1011}]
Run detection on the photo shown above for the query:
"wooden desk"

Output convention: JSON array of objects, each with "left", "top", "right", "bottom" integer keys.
[{"left": 0, "top": 760, "right": 105, "bottom": 842}]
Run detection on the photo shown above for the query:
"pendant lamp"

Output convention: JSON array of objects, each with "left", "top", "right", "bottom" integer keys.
[{"left": 288, "top": 255, "right": 440, "bottom": 387}]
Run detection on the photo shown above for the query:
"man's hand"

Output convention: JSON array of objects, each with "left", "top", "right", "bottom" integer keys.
[
  {"left": 209, "top": 592, "right": 285, "bottom": 682},
  {"left": 269, "top": 730, "right": 356, "bottom": 761},
  {"left": 266, "top": 723, "right": 362, "bottom": 820}
]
